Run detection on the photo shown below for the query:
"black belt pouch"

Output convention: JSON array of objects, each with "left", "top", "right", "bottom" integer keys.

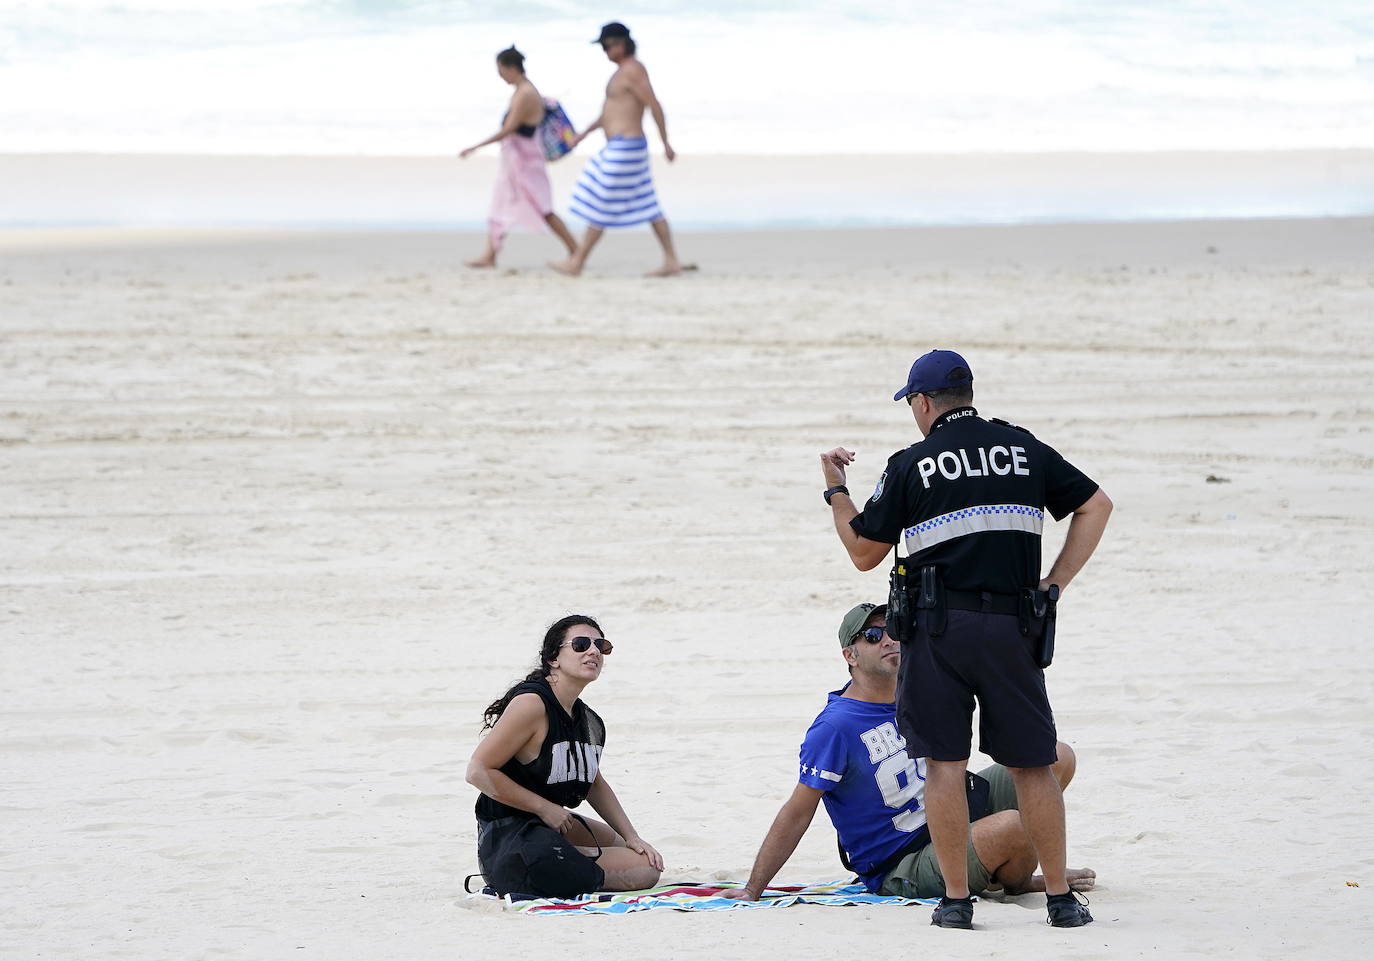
[{"left": 1018, "top": 589, "right": 1056, "bottom": 670}]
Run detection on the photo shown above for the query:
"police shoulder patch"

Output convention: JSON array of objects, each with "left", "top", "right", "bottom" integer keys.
[
  {"left": 990, "top": 416, "right": 1034, "bottom": 436},
  {"left": 871, "top": 470, "right": 887, "bottom": 503}
]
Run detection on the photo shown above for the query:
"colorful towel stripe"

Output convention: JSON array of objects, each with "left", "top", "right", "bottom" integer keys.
[
  {"left": 569, "top": 136, "right": 663, "bottom": 228},
  {"left": 468, "top": 879, "right": 937, "bottom": 915}
]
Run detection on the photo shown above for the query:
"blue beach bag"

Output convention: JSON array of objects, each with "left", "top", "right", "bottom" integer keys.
[{"left": 540, "top": 99, "right": 577, "bottom": 161}]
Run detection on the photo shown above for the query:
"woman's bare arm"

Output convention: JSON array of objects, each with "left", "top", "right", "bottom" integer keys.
[{"left": 465, "top": 694, "right": 572, "bottom": 830}]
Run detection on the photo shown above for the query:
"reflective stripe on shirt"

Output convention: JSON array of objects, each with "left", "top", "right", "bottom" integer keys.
[{"left": 902, "top": 503, "right": 1044, "bottom": 553}]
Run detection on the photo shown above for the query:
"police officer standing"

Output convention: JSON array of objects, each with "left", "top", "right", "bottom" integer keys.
[{"left": 818, "top": 349, "right": 1112, "bottom": 930}]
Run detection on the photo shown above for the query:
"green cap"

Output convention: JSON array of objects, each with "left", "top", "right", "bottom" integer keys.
[{"left": 838, "top": 602, "right": 887, "bottom": 649}]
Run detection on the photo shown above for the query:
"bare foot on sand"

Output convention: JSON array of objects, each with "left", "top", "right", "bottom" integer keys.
[
  {"left": 991, "top": 868, "right": 1095, "bottom": 897},
  {"left": 465, "top": 257, "right": 496, "bottom": 269},
  {"left": 645, "top": 261, "right": 683, "bottom": 278},
  {"left": 1066, "top": 869, "right": 1097, "bottom": 891},
  {"left": 1028, "top": 869, "right": 1096, "bottom": 892},
  {"left": 549, "top": 259, "right": 582, "bottom": 277}
]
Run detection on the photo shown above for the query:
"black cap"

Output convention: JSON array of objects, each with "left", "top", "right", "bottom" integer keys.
[{"left": 592, "top": 21, "right": 631, "bottom": 44}]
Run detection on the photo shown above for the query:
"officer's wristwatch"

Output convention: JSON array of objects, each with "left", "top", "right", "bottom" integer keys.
[{"left": 823, "top": 484, "right": 849, "bottom": 505}]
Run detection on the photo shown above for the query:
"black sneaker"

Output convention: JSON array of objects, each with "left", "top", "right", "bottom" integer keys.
[
  {"left": 1046, "top": 891, "right": 1093, "bottom": 927},
  {"left": 930, "top": 896, "right": 974, "bottom": 929}
]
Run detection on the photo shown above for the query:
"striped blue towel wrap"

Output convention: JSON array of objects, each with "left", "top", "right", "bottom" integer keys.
[{"left": 569, "top": 136, "right": 663, "bottom": 228}]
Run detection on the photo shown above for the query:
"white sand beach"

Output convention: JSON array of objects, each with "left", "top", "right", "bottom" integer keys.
[{"left": 3, "top": 218, "right": 1373, "bottom": 959}]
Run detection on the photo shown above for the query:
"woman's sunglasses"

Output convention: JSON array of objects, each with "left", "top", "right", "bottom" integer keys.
[{"left": 566, "top": 636, "right": 613, "bottom": 655}]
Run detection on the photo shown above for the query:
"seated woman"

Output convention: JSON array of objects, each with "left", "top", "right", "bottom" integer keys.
[{"left": 466, "top": 614, "right": 662, "bottom": 896}]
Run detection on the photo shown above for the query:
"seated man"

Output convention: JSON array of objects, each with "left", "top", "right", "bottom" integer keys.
[{"left": 721, "top": 602, "right": 1094, "bottom": 917}]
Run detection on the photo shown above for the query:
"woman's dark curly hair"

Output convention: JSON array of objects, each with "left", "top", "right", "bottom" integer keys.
[
  {"left": 496, "top": 46, "right": 526, "bottom": 73},
  {"left": 480, "top": 614, "right": 602, "bottom": 730}
]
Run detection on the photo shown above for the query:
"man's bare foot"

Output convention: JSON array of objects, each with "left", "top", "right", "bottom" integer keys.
[
  {"left": 1066, "top": 869, "right": 1096, "bottom": 891},
  {"left": 549, "top": 259, "right": 582, "bottom": 277},
  {"left": 1029, "top": 869, "right": 1096, "bottom": 893},
  {"left": 645, "top": 261, "right": 682, "bottom": 278},
  {"left": 465, "top": 257, "right": 496, "bottom": 269}
]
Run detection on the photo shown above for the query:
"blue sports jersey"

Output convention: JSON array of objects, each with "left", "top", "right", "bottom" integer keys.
[{"left": 798, "top": 687, "right": 929, "bottom": 891}]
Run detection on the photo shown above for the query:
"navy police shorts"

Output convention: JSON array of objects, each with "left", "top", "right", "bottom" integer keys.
[{"left": 897, "top": 609, "right": 1058, "bottom": 768}]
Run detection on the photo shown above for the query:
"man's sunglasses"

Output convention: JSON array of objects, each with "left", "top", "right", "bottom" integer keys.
[
  {"left": 852, "top": 626, "right": 887, "bottom": 645},
  {"left": 566, "top": 636, "right": 613, "bottom": 655}
]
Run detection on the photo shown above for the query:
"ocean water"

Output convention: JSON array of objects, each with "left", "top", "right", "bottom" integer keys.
[
  {"left": 3, "top": 0, "right": 1372, "bottom": 155},
  {"left": 1, "top": 1, "right": 1372, "bottom": 226}
]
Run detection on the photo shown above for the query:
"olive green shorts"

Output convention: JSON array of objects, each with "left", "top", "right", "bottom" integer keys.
[{"left": 879, "top": 764, "right": 1019, "bottom": 899}]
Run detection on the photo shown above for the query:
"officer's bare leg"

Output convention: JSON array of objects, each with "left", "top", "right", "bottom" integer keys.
[
  {"left": 1008, "top": 764, "right": 1070, "bottom": 895},
  {"left": 972, "top": 811, "right": 1096, "bottom": 894},
  {"left": 973, "top": 746, "right": 1089, "bottom": 894},
  {"left": 924, "top": 758, "right": 972, "bottom": 898}
]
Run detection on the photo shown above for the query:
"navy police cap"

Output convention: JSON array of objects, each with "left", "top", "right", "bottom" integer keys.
[{"left": 893, "top": 349, "right": 974, "bottom": 402}]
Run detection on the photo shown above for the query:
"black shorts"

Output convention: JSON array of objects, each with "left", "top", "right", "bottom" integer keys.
[
  {"left": 896, "top": 609, "right": 1058, "bottom": 768},
  {"left": 477, "top": 815, "right": 605, "bottom": 898}
]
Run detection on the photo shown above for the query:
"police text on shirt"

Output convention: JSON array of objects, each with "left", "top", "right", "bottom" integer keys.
[{"left": 916, "top": 446, "right": 1029, "bottom": 489}]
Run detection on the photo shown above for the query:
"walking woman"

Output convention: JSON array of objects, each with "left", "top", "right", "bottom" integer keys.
[
  {"left": 466, "top": 614, "right": 663, "bottom": 897},
  {"left": 459, "top": 46, "right": 577, "bottom": 268}
]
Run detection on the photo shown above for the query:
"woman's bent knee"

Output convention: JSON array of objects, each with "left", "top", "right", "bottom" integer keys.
[
  {"left": 592, "top": 848, "right": 661, "bottom": 891},
  {"left": 602, "top": 864, "right": 660, "bottom": 891}
]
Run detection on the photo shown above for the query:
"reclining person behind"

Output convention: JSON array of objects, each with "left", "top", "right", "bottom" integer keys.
[{"left": 720, "top": 603, "right": 1094, "bottom": 906}]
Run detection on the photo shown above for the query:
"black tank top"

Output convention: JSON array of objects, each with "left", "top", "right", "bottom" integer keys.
[{"left": 475, "top": 678, "right": 606, "bottom": 822}]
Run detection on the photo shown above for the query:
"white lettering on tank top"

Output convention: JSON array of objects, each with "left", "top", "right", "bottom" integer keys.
[{"left": 548, "top": 741, "right": 603, "bottom": 784}]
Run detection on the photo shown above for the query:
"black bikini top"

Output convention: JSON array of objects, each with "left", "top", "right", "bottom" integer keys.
[{"left": 503, "top": 111, "right": 538, "bottom": 138}]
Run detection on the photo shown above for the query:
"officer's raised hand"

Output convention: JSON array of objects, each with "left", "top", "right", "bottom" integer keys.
[{"left": 819, "top": 447, "right": 856, "bottom": 488}]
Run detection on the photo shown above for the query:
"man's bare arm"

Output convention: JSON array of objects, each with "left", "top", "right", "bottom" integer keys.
[
  {"left": 718, "top": 784, "right": 824, "bottom": 900},
  {"left": 465, "top": 695, "right": 570, "bottom": 829},
  {"left": 630, "top": 66, "right": 674, "bottom": 160},
  {"left": 573, "top": 111, "right": 604, "bottom": 148},
  {"left": 1041, "top": 488, "right": 1113, "bottom": 591}
]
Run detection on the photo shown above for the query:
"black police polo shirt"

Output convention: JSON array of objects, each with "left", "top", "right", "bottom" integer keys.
[{"left": 850, "top": 407, "right": 1099, "bottom": 594}]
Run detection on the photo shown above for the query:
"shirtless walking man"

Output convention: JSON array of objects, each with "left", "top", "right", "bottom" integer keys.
[{"left": 552, "top": 21, "right": 683, "bottom": 277}]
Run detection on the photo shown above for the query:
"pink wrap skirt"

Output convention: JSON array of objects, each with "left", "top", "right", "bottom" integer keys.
[{"left": 487, "top": 134, "right": 553, "bottom": 250}]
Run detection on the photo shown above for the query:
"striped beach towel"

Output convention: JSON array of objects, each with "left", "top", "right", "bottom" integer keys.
[
  {"left": 469, "top": 879, "right": 937, "bottom": 915},
  {"left": 569, "top": 136, "right": 663, "bottom": 228}
]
